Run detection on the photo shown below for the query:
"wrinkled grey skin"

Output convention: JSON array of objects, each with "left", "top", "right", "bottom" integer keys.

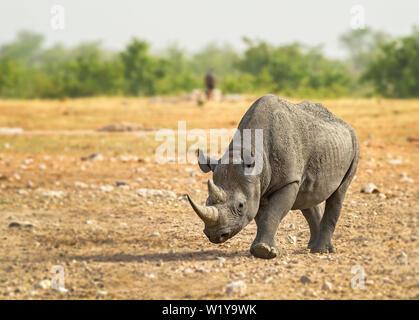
[{"left": 187, "top": 94, "right": 360, "bottom": 259}]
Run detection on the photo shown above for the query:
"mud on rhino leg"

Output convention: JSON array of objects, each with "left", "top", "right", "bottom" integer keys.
[
  {"left": 251, "top": 183, "right": 299, "bottom": 259},
  {"left": 310, "top": 157, "right": 358, "bottom": 254},
  {"left": 301, "top": 204, "right": 323, "bottom": 249}
]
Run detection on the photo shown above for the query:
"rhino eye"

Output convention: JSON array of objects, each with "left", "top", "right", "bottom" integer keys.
[{"left": 238, "top": 202, "right": 244, "bottom": 210}]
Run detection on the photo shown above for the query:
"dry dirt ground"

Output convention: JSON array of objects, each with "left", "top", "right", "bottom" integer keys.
[{"left": 0, "top": 97, "right": 418, "bottom": 299}]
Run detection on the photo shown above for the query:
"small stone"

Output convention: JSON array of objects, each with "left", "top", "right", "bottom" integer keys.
[
  {"left": 17, "top": 189, "right": 28, "bottom": 195},
  {"left": 8, "top": 222, "right": 21, "bottom": 228},
  {"left": 96, "top": 290, "right": 107, "bottom": 296},
  {"left": 55, "top": 287, "right": 68, "bottom": 294},
  {"left": 26, "top": 180, "right": 34, "bottom": 188},
  {"left": 360, "top": 183, "right": 379, "bottom": 194},
  {"left": 300, "top": 276, "right": 311, "bottom": 285},
  {"left": 42, "top": 190, "right": 64, "bottom": 198},
  {"left": 400, "top": 173, "right": 414, "bottom": 183},
  {"left": 288, "top": 235, "right": 297, "bottom": 245},
  {"left": 397, "top": 252, "right": 408, "bottom": 265},
  {"left": 225, "top": 280, "right": 246, "bottom": 297},
  {"left": 166, "top": 191, "right": 177, "bottom": 198},
  {"left": 35, "top": 280, "right": 51, "bottom": 289},
  {"left": 378, "top": 193, "right": 387, "bottom": 199},
  {"left": 322, "top": 280, "right": 333, "bottom": 291},
  {"left": 74, "top": 181, "right": 88, "bottom": 188},
  {"left": 81, "top": 153, "right": 104, "bottom": 161},
  {"left": 39, "top": 164, "right": 46, "bottom": 170},
  {"left": 151, "top": 231, "right": 160, "bottom": 237},
  {"left": 100, "top": 185, "right": 114, "bottom": 192}
]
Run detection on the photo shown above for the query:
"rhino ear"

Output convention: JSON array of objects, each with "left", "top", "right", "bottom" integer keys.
[{"left": 197, "top": 149, "right": 218, "bottom": 173}]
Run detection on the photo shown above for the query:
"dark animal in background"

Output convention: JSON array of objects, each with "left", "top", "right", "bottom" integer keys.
[{"left": 205, "top": 71, "right": 216, "bottom": 100}]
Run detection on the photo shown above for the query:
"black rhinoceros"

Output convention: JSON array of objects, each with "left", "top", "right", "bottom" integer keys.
[{"left": 187, "top": 94, "right": 359, "bottom": 259}]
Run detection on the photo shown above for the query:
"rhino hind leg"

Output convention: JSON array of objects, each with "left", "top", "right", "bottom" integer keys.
[
  {"left": 301, "top": 204, "right": 323, "bottom": 249},
  {"left": 310, "top": 155, "right": 359, "bottom": 254},
  {"left": 250, "top": 183, "right": 299, "bottom": 259}
]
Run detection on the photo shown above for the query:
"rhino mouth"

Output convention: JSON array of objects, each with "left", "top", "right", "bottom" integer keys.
[{"left": 205, "top": 229, "right": 231, "bottom": 244}]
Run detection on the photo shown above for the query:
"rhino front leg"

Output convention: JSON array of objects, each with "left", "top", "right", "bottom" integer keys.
[
  {"left": 250, "top": 183, "right": 299, "bottom": 259},
  {"left": 301, "top": 204, "right": 323, "bottom": 249}
]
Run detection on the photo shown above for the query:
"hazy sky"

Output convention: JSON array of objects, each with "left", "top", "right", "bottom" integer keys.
[{"left": 0, "top": 0, "right": 418, "bottom": 57}]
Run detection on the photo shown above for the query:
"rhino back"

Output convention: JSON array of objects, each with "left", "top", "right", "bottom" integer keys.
[{"left": 236, "top": 95, "right": 358, "bottom": 204}]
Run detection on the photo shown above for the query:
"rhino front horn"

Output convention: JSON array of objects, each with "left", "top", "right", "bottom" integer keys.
[{"left": 186, "top": 195, "right": 219, "bottom": 226}]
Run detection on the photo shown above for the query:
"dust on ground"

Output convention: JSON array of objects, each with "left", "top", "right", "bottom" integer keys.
[{"left": 0, "top": 97, "right": 418, "bottom": 299}]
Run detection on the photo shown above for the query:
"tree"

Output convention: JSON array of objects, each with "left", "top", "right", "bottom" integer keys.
[
  {"left": 339, "top": 27, "right": 391, "bottom": 74},
  {"left": 362, "top": 28, "right": 419, "bottom": 97},
  {"left": 120, "top": 39, "right": 164, "bottom": 96}
]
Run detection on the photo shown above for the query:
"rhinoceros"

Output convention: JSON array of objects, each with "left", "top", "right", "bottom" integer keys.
[{"left": 187, "top": 95, "right": 360, "bottom": 259}]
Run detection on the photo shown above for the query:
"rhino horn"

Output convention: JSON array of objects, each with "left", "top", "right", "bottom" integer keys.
[
  {"left": 208, "top": 179, "right": 226, "bottom": 203},
  {"left": 187, "top": 195, "right": 219, "bottom": 226}
]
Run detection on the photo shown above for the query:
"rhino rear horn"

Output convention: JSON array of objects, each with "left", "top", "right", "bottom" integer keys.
[{"left": 208, "top": 179, "right": 226, "bottom": 203}]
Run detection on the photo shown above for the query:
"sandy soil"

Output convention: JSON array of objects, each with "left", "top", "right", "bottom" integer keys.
[{"left": 0, "top": 97, "right": 418, "bottom": 299}]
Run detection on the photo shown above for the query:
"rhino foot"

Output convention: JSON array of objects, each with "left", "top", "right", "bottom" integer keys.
[
  {"left": 250, "top": 242, "right": 279, "bottom": 259},
  {"left": 307, "top": 240, "right": 316, "bottom": 250},
  {"left": 310, "top": 243, "right": 335, "bottom": 254}
]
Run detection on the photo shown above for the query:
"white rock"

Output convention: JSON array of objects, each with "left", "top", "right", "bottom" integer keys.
[
  {"left": 100, "top": 185, "right": 114, "bottom": 192},
  {"left": 388, "top": 157, "right": 403, "bottom": 165},
  {"left": 225, "top": 280, "right": 246, "bottom": 297},
  {"left": 151, "top": 231, "right": 160, "bottom": 237},
  {"left": 360, "top": 183, "right": 379, "bottom": 194},
  {"left": 400, "top": 173, "right": 414, "bottom": 183},
  {"left": 74, "top": 181, "right": 88, "bottom": 188},
  {"left": 18, "top": 189, "right": 28, "bottom": 195},
  {"left": 39, "top": 164, "right": 46, "bottom": 170},
  {"left": 35, "top": 280, "right": 51, "bottom": 289},
  {"left": 288, "top": 235, "right": 297, "bottom": 245},
  {"left": 322, "top": 280, "right": 333, "bottom": 291},
  {"left": 55, "top": 287, "right": 68, "bottom": 293},
  {"left": 166, "top": 191, "right": 177, "bottom": 198},
  {"left": 23, "top": 158, "right": 34, "bottom": 165},
  {"left": 397, "top": 252, "right": 408, "bottom": 265},
  {"left": 42, "top": 190, "right": 64, "bottom": 198}
]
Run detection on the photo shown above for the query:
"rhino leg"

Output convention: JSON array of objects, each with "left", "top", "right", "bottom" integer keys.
[
  {"left": 301, "top": 204, "right": 323, "bottom": 249},
  {"left": 310, "top": 156, "right": 358, "bottom": 254},
  {"left": 251, "top": 183, "right": 299, "bottom": 259}
]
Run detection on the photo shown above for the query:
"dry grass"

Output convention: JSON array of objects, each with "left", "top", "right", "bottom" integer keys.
[{"left": 0, "top": 96, "right": 418, "bottom": 299}]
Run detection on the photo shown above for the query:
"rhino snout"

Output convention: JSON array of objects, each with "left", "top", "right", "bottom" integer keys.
[{"left": 204, "top": 229, "right": 230, "bottom": 244}]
